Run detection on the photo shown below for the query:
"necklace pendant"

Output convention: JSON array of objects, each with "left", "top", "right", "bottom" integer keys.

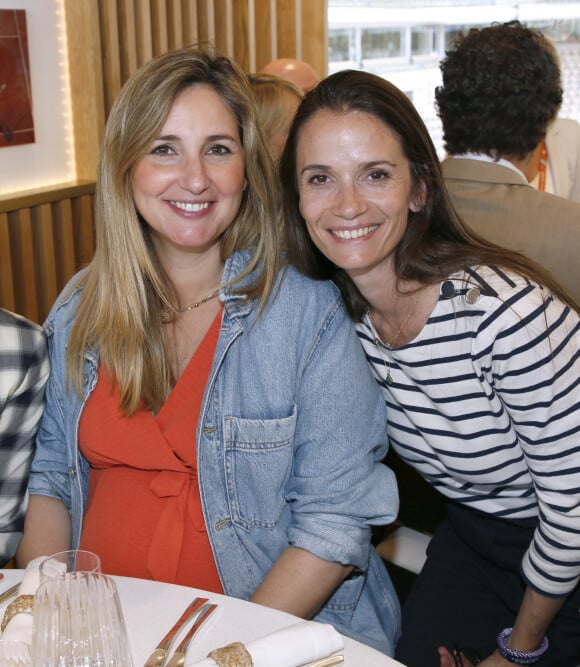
[{"left": 385, "top": 370, "right": 393, "bottom": 385}]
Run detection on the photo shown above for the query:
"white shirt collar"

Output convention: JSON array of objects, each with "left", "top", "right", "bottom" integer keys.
[{"left": 450, "top": 152, "right": 528, "bottom": 183}]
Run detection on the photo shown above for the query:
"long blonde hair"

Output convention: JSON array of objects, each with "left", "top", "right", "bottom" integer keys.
[{"left": 68, "top": 47, "right": 281, "bottom": 414}]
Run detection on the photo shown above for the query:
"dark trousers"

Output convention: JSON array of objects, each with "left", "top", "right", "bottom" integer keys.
[{"left": 394, "top": 503, "right": 580, "bottom": 667}]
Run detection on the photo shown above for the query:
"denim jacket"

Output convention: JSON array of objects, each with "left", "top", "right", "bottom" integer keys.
[{"left": 29, "top": 251, "right": 400, "bottom": 654}]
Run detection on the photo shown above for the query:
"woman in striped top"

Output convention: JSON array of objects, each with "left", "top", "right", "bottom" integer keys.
[{"left": 280, "top": 69, "right": 580, "bottom": 667}]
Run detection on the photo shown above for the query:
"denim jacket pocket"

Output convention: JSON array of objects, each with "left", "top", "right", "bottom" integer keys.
[{"left": 223, "top": 407, "right": 296, "bottom": 530}]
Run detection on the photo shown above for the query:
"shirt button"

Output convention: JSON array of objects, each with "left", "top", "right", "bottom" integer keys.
[{"left": 465, "top": 287, "right": 481, "bottom": 304}]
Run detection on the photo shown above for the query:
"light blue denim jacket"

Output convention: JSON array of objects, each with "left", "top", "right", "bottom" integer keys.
[{"left": 28, "top": 251, "right": 400, "bottom": 654}]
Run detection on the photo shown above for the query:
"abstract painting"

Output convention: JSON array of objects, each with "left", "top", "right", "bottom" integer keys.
[{"left": 0, "top": 9, "right": 34, "bottom": 148}]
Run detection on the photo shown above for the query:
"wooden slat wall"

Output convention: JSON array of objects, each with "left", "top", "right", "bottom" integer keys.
[
  {"left": 95, "top": 0, "right": 326, "bottom": 116},
  {"left": 1, "top": 0, "right": 326, "bottom": 324},
  {"left": 0, "top": 185, "right": 96, "bottom": 324}
]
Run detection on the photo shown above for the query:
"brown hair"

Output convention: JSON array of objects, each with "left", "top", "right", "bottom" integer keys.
[{"left": 280, "top": 69, "right": 578, "bottom": 319}]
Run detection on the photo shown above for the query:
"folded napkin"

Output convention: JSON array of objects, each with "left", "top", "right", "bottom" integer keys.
[
  {"left": 191, "top": 620, "right": 344, "bottom": 667},
  {"left": 0, "top": 556, "right": 47, "bottom": 645}
]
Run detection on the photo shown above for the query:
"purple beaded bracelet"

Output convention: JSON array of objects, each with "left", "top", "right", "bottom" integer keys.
[{"left": 496, "top": 627, "right": 549, "bottom": 665}]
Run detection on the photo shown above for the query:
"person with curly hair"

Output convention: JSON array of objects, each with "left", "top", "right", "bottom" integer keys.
[{"left": 436, "top": 21, "right": 580, "bottom": 304}]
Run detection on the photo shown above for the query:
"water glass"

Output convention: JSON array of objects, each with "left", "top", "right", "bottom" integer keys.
[
  {"left": 31, "top": 571, "right": 133, "bottom": 667},
  {"left": 39, "top": 549, "right": 101, "bottom": 582}
]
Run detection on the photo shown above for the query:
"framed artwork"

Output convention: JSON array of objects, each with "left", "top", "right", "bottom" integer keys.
[
  {"left": 0, "top": 0, "right": 74, "bottom": 196},
  {"left": 0, "top": 8, "right": 34, "bottom": 148}
]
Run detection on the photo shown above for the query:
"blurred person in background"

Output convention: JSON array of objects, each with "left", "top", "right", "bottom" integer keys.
[
  {"left": 261, "top": 57, "right": 320, "bottom": 93},
  {"left": 249, "top": 73, "right": 303, "bottom": 161},
  {"left": 436, "top": 21, "right": 580, "bottom": 304}
]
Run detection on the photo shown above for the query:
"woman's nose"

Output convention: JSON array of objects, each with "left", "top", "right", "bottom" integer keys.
[
  {"left": 179, "top": 156, "right": 209, "bottom": 193},
  {"left": 333, "top": 183, "right": 367, "bottom": 220}
]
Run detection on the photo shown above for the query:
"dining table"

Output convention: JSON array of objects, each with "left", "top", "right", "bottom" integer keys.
[{"left": 0, "top": 568, "right": 405, "bottom": 666}]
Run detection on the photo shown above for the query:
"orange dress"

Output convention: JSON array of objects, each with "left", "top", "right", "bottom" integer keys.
[{"left": 78, "top": 312, "right": 223, "bottom": 591}]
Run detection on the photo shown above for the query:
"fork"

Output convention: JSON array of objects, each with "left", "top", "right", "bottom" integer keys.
[
  {"left": 144, "top": 597, "right": 209, "bottom": 666},
  {"left": 165, "top": 603, "right": 217, "bottom": 667}
]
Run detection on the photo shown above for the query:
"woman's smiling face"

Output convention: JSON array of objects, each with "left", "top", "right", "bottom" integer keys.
[
  {"left": 132, "top": 84, "right": 246, "bottom": 261},
  {"left": 296, "top": 109, "right": 423, "bottom": 282}
]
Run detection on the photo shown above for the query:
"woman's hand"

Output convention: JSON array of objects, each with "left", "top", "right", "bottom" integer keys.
[
  {"left": 438, "top": 586, "right": 564, "bottom": 667},
  {"left": 438, "top": 646, "right": 512, "bottom": 667}
]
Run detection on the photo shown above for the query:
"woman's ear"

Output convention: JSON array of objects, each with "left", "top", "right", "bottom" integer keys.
[{"left": 410, "top": 177, "right": 427, "bottom": 213}]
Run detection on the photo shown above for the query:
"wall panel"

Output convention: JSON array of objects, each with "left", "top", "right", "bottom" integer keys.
[
  {"left": 253, "top": 0, "right": 273, "bottom": 70},
  {"left": 0, "top": 213, "right": 16, "bottom": 313},
  {"left": 301, "top": 0, "right": 326, "bottom": 79},
  {"left": 93, "top": 0, "right": 326, "bottom": 116},
  {"left": 275, "top": 0, "right": 297, "bottom": 59},
  {"left": 0, "top": 186, "right": 96, "bottom": 324},
  {"left": 232, "top": 0, "right": 251, "bottom": 71}
]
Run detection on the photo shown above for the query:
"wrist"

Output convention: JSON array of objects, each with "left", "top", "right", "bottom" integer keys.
[{"left": 496, "top": 627, "right": 549, "bottom": 665}]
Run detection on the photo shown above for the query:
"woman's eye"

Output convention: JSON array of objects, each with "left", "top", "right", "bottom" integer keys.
[
  {"left": 309, "top": 174, "right": 329, "bottom": 185},
  {"left": 207, "top": 144, "right": 231, "bottom": 155},
  {"left": 368, "top": 169, "right": 388, "bottom": 181},
  {"left": 151, "top": 144, "right": 175, "bottom": 156}
]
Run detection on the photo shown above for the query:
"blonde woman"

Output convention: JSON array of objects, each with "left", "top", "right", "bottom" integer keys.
[{"left": 16, "top": 48, "right": 400, "bottom": 654}]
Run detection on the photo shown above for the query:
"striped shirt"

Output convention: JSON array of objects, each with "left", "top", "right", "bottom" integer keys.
[
  {"left": 0, "top": 308, "right": 49, "bottom": 563},
  {"left": 356, "top": 265, "right": 580, "bottom": 597}
]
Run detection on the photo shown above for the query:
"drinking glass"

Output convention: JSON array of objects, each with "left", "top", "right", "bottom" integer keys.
[
  {"left": 31, "top": 571, "right": 133, "bottom": 667},
  {"left": 39, "top": 549, "right": 101, "bottom": 581}
]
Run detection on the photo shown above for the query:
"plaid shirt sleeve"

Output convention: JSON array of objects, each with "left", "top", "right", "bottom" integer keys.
[{"left": 0, "top": 308, "right": 49, "bottom": 564}]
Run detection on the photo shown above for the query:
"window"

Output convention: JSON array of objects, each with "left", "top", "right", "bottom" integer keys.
[{"left": 328, "top": 1, "right": 580, "bottom": 156}]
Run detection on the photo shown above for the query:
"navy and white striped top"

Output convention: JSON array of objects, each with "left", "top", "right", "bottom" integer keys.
[{"left": 356, "top": 265, "right": 580, "bottom": 598}]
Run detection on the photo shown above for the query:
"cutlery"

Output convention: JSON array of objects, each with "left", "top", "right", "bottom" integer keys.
[
  {"left": 309, "top": 657, "right": 344, "bottom": 667},
  {"left": 0, "top": 583, "right": 20, "bottom": 607},
  {"left": 144, "top": 597, "right": 209, "bottom": 667},
  {"left": 165, "top": 603, "right": 217, "bottom": 667}
]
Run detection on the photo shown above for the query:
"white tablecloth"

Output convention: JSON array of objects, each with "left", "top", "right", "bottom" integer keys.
[{"left": 0, "top": 569, "right": 404, "bottom": 666}]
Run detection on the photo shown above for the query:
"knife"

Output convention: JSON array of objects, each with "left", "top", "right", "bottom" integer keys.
[
  {"left": 165, "top": 603, "right": 217, "bottom": 667},
  {"left": 143, "top": 597, "right": 209, "bottom": 667},
  {"left": 0, "top": 582, "right": 20, "bottom": 606},
  {"left": 309, "top": 657, "right": 345, "bottom": 667}
]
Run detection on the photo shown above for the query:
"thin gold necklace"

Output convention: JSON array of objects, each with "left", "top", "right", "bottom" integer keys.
[
  {"left": 176, "top": 289, "right": 220, "bottom": 313},
  {"left": 372, "top": 295, "right": 420, "bottom": 385},
  {"left": 161, "top": 288, "right": 220, "bottom": 323}
]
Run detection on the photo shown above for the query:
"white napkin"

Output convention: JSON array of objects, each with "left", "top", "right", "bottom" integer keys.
[
  {"left": 192, "top": 620, "right": 344, "bottom": 667},
  {"left": 0, "top": 556, "right": 47, "bottom": 645}
]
